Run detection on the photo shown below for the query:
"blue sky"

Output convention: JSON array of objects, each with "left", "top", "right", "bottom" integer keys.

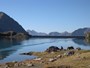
[{"left": 0, "top": 0, "right": 90, "bottom": 33}]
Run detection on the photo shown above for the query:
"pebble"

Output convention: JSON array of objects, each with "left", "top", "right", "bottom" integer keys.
[
  {"left": 14, "top": 63, "right": 19, "bottom": 67},
  {"left": 4, "top": 65, "right": 9, "bottom": 68},
  {"left": 26, "top": 63, "right": 33, "bottom": 67},
  {"left": 76, "top": 47, "right": 81, "bottom": 50},
  {"left": 49, "top": 58, "right": 56, "bottom": 62},
  {"left": 34, "top": 58, "right": 42, "bottom": 61},
  {"left": 12, "top": 61, "right": 17, "bottom": 63},
  {"left": 57, "top": 55, "right": 62, "bottom": 58}
]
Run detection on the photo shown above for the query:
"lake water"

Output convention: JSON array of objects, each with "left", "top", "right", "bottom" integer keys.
[{"left": 0, "top": 38, "right": 90, "bottom": 63}]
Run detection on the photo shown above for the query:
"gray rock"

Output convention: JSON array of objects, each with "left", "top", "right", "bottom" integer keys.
[
  {"left": 67, "top": 46, "right": 74, "bottom": 50},
  {"left": 26, "top": 63, "right": 33, "bottom": 67},
  {"left": 45, "top": 46, "right": 60, "bottom": 52},
  {"left": 76, "top": 47, "right": 81, "bottom": 50},
  {"left": 57, "top": 55, "right": 62, "bottom": 58},
  {"left": 4, "top": 65, "right": 9, "bottom": 68},
  {"left": 34, "top": 58, "right": 42, "bottom": 61},
  {"left": 64, "top": 51, "right": 75, "bottom": 56},
  {"left": 49, "top": 58, "right": 57, "bottom": 62},
  {"left": 14, "top": 63, "right": 19, "bottom": 67}
]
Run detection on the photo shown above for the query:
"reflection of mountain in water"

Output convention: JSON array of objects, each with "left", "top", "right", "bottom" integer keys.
[
  {"left": 72, "top": 39, "right": 90, "bottom": 46},
  {"left": 0, "top": 39, "right": 22, "bottom": 60},
  {"left": 0, "top": 50, "right": 15, "bottom": 60},
  {"left": 0, "top": 39, "right": 21, "bottom": 49}
]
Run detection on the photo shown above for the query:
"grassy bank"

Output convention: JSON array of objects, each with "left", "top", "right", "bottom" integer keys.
[{"left": 30, "top": 50, "right": 90, "bottom": 68}]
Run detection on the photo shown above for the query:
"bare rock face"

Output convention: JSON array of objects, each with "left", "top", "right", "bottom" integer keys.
[{"left": 0, "top": 12, "right": 26, "bottom": 33}]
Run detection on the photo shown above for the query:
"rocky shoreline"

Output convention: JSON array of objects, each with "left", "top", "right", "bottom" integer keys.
[{"left": 0, "top": 46, "right": 90, "bottom": 68}]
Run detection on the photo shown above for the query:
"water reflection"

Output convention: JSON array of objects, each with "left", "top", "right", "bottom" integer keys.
[
  {"left": 0, "top": 39, "right": 21, "bottom": 49},
  {"left": 72, "top": 39, "right": 90, "bottom": 46},
  {"left": 0, "top": 38, "right": 90, "bottom": 63},
  {"left": 0, "top": 39, "right": 22, "bottom": 60},
  {"left": 0, "top": 50, "right": 15, "bottom": 60}
]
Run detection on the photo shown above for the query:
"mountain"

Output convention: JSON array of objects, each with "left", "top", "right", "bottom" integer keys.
[
  {"left": 0, "top": 12, "right": 26, "bottom": 33},
  {"left": 72, "top": 28, "right": 90, "bottom": 36},
  {"left": 27, "top": 30, "right": 71, "bottom": 36},
  {"left": 48, "top": 32, "right": 61, "bottom": 36},
  {"left": 49, "top": 31, "right": 71, "bottom": 36},
  {"left": 27, "top": 28, "right": 90, "bottom": 36},
  {"left": 27, "top": 30, "right": 47, "bottom": 36},
  {"left": 60, "top": 31, "right": 71, "bottom": 36}
]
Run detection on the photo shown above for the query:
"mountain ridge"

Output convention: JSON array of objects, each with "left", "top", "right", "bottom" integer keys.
[
  {"left": 0, "top": 12, "right": 27, "bottom": 33},
  {"left": 27, "top": 28, "right": 90, "bottom": 36},
  {"left": 27, "top": 30, "right": 71, "bottom": 36}
]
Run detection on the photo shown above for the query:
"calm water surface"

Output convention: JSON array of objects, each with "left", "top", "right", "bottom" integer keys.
[{"left": 0, "top": 38, "right": 90, "bottom": 63}]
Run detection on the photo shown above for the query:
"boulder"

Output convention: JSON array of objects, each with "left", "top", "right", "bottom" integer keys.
[
  {"left": 45, "top": 46, "right": 60, "bottom": 52},
  {"left": 67, "top": 46, "right": 74, "bottom": 50},
  {"left": 76, "top": 47, "right": 81, "bottom": 50}
]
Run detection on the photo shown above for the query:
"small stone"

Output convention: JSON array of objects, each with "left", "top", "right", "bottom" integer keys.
[
  {"left": 40, "top": 61, "right": 44, "bottom": 63},
  {"left": 76, "top": 47, "right": 81, "bottom": 50},
  {"left": 64, "top": 51, "right": 75, "bottom": 56},
  {"left": 21, "top": 62, "right": 25, "bottom": 65},
  {"left": 51, "top": 52, "right": 54, "bottom": 54},
  {"left": 14, "top": 63, "right": 19, "bottom": 67},
  {"left": 34, "top": 58, "right": 42, "bottom": 61},
  {"left": 4, "top": 65, "right": 9, "bottom": 68},
  {"left": 57, "top": 55, "right": 62, "bottom": 58},
  {"left": 88, "top": 65, "right": 90, "bottom": 67},
  {"left": 49, "top": 58, "right": 56, "bottom": 62},
  {"left": 26, "top": 63, "right": 33, "bottom": 67},
  {"left": 12, "top": 61, "right": 17, "bottom": 63}
]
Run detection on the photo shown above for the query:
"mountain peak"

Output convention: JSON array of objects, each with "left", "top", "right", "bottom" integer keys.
[
  {"left": 0, "top": 12, "right": 27, "bottom": 33},
  {"left": 0, "top": 12, "right": 5, "bottom": 14},
  {"left": 0, "top": 12, "right": 5, "bottom": 19}
]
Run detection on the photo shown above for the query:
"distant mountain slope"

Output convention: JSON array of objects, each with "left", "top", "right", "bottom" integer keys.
[
  {"left": 49, "top": 31, "right": 71, "bottom": 36},
  {"left": 60, "top": 31, "right": 71, "bottom": 36},
  {"left": 27, "top": 30, "right": 71, "bottom": 36},
  {"left": 27, "top": 28, "right": 90, "bottom": 36},
  {"left": 48, "top": 32, "right": 61, "bottom": 36},
  {"left": 0, "top": 12, "right": 26, "bottom": 33},
  {"left": 72, "top": 28, "right": 90, "bottom": 36},
  {"left": 27, "top": 30, "right": 47, "bottom": 36}
]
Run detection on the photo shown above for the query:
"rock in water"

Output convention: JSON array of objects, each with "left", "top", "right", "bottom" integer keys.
[{"left": 0, "top": 12, "right": 26, "bottom": 33}]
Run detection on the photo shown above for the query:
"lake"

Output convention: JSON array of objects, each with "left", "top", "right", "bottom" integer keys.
[{"left": 0, "top": 38, "right": 90, "bottom": 63}]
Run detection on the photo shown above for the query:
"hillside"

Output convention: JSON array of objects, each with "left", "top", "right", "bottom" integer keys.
[
  {"left": 72, "top": 28, "right": 90, "bottom": 36},
  {"left": 0, "top": 12, "right": 26, "bottom": 33}
]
